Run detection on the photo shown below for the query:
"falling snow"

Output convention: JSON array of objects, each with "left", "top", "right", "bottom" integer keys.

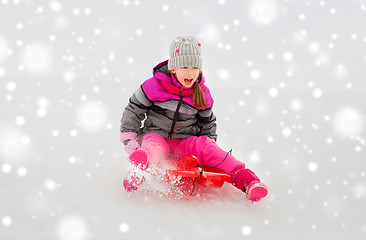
[
  {"left": 119, "top": 222, "right": 130, "bottom": 233},
  {"left": 0, "top": 0, "right": 365, "bottom": 240},
  {"left": 2, "top": 216, "right": 12, "bottom": 227},
  {"left": 57, "top": 216, "right": 90, "bottom": 240}
]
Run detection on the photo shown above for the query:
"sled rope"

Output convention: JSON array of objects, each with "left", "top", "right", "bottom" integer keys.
[{"left": 189, "top": 149, "right": 232, "bottom": 196}]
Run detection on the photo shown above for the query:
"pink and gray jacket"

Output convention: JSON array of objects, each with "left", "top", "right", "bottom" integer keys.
[{"left": 120, "top": 60, "right": 217, "bottom": 141}]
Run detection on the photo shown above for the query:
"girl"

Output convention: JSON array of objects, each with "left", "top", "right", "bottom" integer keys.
[{"left": 120, "top": 36, "right": 268, "bottom": 201}]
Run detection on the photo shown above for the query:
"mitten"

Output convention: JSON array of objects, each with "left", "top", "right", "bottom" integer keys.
[
  {"left": 125, "top": 139, "right": 140, "bottom": 155},
  {"left": 120, "top": 132, "right": 140, "bottom": 155}
]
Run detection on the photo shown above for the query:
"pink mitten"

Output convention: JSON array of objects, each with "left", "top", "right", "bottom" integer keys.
[
  {"left": 125, "top": 140, "right": 140, "bottom": 155},
  {"left": 120, "top": 132, "right": 140, "bottom": 155}
]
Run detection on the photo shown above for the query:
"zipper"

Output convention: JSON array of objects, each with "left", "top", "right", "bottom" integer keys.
[{"left": 168, "top": 88, "right": 183, "bottom": 139}]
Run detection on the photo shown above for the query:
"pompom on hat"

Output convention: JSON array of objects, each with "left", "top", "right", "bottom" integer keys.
[{"left": 167, "top": 36, "right": 202, "bottom": 70}]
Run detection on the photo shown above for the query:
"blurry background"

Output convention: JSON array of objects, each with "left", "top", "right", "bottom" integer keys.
[{"left": 0, "top": 0, "right": 365, "bottom": 239}]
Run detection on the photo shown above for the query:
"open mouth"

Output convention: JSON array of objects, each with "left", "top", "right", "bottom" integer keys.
[{"left": 184, "top": 78, "right": 194, "bottom": 85}]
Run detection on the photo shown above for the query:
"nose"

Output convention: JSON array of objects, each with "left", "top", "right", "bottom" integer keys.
[{"left": 187, "top": 69, "right": 195, "bottom": 76}]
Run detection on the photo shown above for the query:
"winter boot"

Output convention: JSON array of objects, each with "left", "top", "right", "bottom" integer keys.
[
  {"left": 123, "top": 149, "right": 149, "bottom": 192},
  {"left": 128, "top": 149, "right": 149, "bottom": 170},
  {"left": 245, "top": 180, "right": 268, "bottom": 202},
  {"left": 230, "top": 165, "right": 268, "bottom": 201}
]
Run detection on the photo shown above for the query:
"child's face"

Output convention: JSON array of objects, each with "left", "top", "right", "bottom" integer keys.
[{"left": 171, "top": 67, "right": 200, "bottom": 88}]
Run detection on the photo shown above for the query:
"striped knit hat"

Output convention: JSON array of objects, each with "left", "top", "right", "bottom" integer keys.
[{"left": 167, "top": 36, "right": 202, "bottom": 70}]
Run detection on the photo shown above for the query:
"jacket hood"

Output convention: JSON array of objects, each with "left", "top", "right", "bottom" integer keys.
[{"left": 153, "top": 60, "right": 206, "bottom": 89}]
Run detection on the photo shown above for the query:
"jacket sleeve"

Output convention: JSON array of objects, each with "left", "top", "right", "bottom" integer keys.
[
  {"left": 197, "top": 106, "right": 218, "bottom": 141},
  {"left": 120, "top": 86, "right": 153, "bottom": 134}
]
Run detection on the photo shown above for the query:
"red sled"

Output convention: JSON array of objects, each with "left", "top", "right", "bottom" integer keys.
[{"left": 165, "top": 155, "right": 231, "bottom": 188}]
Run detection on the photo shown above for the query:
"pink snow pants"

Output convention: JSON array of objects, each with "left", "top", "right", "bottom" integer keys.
[{"left": 140, "top": 133, "right": 260, "bottom": 192}]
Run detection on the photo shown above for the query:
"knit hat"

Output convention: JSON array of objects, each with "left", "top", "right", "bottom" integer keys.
[{"left": 167, "top": 36, "right": 202, "bottom": 70}]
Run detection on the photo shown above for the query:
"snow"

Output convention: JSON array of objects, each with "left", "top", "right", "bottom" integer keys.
[
  {"left": 1, "top": 0, "right": 366, "bottom": 239},
  {"left": 57, "top": 215, "right": 90, "bottom": 240},
  {"left": 0, "top": 37, "right": 8, "bottom": 63},
  {"left": 2, "top": 216, "right": 12, "bottom": 227},
  {"left": 77, "top": 101, "right": 107, "bottom": 131},
  {"left": 248, "top": 0, "right": 279, "bottom": 25},
  {"left": 333, "top": 108, "right": 364, "bottom": 137},
  {"left": 21, "top": 44, "right": 53, "bottom": 74},
  {"left": 242, "top": 225, "right": 252, "bottom": 236},
  {"left": 283, "top": 51, "right": 293, "bottom": 62}
]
